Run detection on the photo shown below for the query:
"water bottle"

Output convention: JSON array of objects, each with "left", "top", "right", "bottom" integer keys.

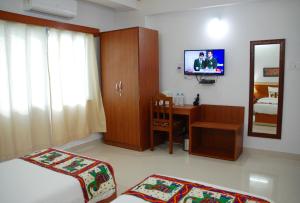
[
  {"left": 180, "top": 93, "right": 184, "bottom": 106},
  {"left": 176, "top": 93, "right": 181, "bottom": 106},
  {"left": 181, "top": 93, "right": 184, "bottom": 106},
  {"left": 172, "top": 93, "right": 177, "bottom": 105},
  {"left": 175, "top": 93, "right": 180, "bottom": 105}
]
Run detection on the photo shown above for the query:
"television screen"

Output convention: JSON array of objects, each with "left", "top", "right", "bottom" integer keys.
[{"left": 184, "top": 49, "right": 225, "bottom": 75}]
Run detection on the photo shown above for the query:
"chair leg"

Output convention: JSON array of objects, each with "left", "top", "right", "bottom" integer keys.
[
  {"left": 169, "top": 131, "right": 173, "bottom": 154},
  {"left": 150, "top": 129, "right": 154, "bottom": 151}
]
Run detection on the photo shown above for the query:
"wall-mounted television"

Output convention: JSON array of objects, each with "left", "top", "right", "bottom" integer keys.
[{"left": 184, "top": 49, "right": 225, "bottom": 75}]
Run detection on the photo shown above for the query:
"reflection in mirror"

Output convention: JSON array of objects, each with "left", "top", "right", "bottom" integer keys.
[
  {"left": 248, "top": 39, "right": 285, "bottom": 139},
  {"left": 253, "top": 44, "right": 280, "bottom": 134}
]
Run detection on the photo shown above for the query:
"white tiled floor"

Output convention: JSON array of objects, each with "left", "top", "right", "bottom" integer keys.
[{"left": 69, "top": 140, "right": 300, "bottom": 203}]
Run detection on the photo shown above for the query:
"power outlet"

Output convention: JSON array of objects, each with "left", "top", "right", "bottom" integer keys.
[
  {"left": 295, "top": 62, "right": 300, "bottom": 70},
  {"left": 290, "top": 61, "right": 300, "bottom": 71},
  {"left": 177, "top": 62, "right": 183, "bottom": 73}
]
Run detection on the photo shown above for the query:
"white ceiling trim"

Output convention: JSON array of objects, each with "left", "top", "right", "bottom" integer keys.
[
  {"left": 138, "top": 0, "right": 266, "bottom": 16},
  {"left": 83, "top": 0, "right": 139, "bottom": 11}
]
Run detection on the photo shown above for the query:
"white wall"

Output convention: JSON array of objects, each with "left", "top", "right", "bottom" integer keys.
[
  {"left": 144, "top": 0, "right": 300, "bottom": 154},
  {"left": 114, "top": 0, "right": 265, "bottom": 29},
  {"left": 0, "top": 0, "right": 116, "bottom": 31},
  {"left": 115, "top": 10, "right": 146, "bottom": 28},
  {"left": 255, "top": 44, "right": 279, "bottom": 83}
]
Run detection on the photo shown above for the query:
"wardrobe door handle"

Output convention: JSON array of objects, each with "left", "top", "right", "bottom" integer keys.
[
  {"left": 119, "top": 81, "right": 122, "bottom": 96},
  {"left": 119, "top": 81, "right": 122, "bottom": 91},
  {"left": 115, "top": 82, "right": 119, "bottom": 92}
]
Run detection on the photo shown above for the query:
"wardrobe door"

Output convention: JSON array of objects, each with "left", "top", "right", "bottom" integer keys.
[
  {"left": 117, "top": 28, "right": 140, "bottom": 148},
  {"left": 101, "top": 28, "right": 140, "bottom": 148},
  {"left": 101, "top": 31, "right": 123, "bottom": 144}
]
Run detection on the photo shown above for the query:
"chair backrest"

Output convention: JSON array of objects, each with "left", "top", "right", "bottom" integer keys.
[{"left": 150, "top": 93, "right": 173, "bottom": 131}]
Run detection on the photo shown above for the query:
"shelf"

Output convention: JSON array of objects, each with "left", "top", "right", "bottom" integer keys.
[
  {"left": 188, "top": 105, "right": 244, "bottom": 161},
  {"left": 191, "top": 121, "right": 241, "bottom": 131},
  {"left": 190, "top": 147, "right": 235, "bottom": 161}
]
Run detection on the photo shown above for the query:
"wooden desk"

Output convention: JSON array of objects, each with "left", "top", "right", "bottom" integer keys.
[
  {"left": 173, "top": 104, "right": 197, "bottom": 115},
  {"left": 173, "top": 104, "right": 244, "bottom": 161},
  {"left": 172, "top": 105, "right": 200, "bottom": 145},
  {"left": 156, "top": 104, "right": 244, "bottom": 161}
]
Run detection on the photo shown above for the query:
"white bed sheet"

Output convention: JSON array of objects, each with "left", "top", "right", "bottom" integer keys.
[
  {"left": 0, "top": 158, "right": 113, "bottom": 203},
  {"left": 112, "top": 175, "right": 273, "bottom": 203},
  {"left": 254, "top": 103, "right": 277, "bottom": 115}
]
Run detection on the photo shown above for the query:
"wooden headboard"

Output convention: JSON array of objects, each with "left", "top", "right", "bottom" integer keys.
[{"left": 254, "top": 82, "right": 278, "bottom": 99}]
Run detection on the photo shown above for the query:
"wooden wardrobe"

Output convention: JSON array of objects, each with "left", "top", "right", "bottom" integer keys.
[{"left": 100, "top": 27, "right": 159, "bottom": 151}]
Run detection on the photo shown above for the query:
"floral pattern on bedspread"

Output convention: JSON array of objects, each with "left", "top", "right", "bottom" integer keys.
[
  {"left": 20, "top": 148, "right": 116, "bottom": 203},
  {"left": 124, "top": 174, "right": 271, "bottom": 203}
]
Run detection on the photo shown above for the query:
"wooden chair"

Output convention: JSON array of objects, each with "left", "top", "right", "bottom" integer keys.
[{"left": 150, "top": 93, "right": 183, "bottom": 154}]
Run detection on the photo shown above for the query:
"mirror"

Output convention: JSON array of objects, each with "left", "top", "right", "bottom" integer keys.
[{"left": 248, "top": 39, "right": 285, "bottom": 139}]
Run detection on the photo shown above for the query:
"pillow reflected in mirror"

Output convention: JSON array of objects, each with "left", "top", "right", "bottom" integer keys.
[{"left": 268, "top": 86, "right": 278, "bottom": 98}]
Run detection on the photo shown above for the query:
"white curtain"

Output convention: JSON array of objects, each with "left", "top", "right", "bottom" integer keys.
[
  {"left": 47, "top": 28, "right": 106, "bottom": 146},
  {"left": 0, "top": 21, "right": 106, "bottom": 161}
]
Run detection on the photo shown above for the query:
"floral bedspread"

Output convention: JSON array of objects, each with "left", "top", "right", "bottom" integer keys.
[
  {"left": 21, "top": 148, "right": 116, "bottom": 203},
  {"left": 124, "top": 174, "right": 270, "bottom": 203}
]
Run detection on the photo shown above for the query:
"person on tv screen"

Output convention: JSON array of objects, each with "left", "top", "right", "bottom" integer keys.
[
  {"left": 205, "top": 50, "right": 217, "bottom": 69},
  {"left": 193, "top": 52, "right": 206, "bottom": 71}
]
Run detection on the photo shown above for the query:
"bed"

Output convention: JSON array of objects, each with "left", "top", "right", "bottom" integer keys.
[
  {"left": 254, "top": 97, "right": 278, "bottom": 124},
  {"left": 0, "top": 148, "right": 116, "bottom": 203},
  {"left": 253, "top": 83, "right": 278, "bottom": 125},
  {"left": 112, "top": 174, "right": 272, "bottom": 203}
]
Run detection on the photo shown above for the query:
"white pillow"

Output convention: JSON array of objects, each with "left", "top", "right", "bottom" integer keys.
[
  {"left": 257, "top": 97, "right": 278, "bottom": 104},
  {"left": 268, "top": 86, "right": 278, "bottom": 98}
]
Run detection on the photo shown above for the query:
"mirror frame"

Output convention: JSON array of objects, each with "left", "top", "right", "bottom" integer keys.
[{"left": 248, "top": 39, "right": 285, "bottom": 139}]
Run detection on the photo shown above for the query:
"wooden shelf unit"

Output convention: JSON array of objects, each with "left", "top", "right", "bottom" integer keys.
[
  {"left": 190, "top": 146, "right": 234, "bottom": 160},
  {"left": 191, "top": 121, "right": 241, "bottom": 131},
  {"left": 189, "top": 105, "right": 244, "bottom": 161}
]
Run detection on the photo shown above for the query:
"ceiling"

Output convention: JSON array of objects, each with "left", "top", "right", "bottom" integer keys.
[
  {"left": 83, "top": 0, "right": 265, "bottom": 14},
  {"left": 83, "top": 0, "right": 140, "bottom": 11}
]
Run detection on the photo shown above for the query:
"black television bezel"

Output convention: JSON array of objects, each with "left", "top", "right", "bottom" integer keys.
[{"left": 184, "top": 49, "right": 225, "bottom": 76}]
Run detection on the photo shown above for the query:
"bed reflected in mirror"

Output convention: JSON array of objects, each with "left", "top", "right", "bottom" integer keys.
[
  {"left": 248, "top": 39, "right": 285, "bottom": 139},
  {"left": 253, "top": 44, "right": 279, "bottom": 134}
]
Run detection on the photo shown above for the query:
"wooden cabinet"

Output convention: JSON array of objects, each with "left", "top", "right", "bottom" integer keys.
[
  {"left": 189, "top": 105, "right": 244, "bottom": 161},
  {"left": 100, "top": 27, "right": 159, "bottom": 151}
]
